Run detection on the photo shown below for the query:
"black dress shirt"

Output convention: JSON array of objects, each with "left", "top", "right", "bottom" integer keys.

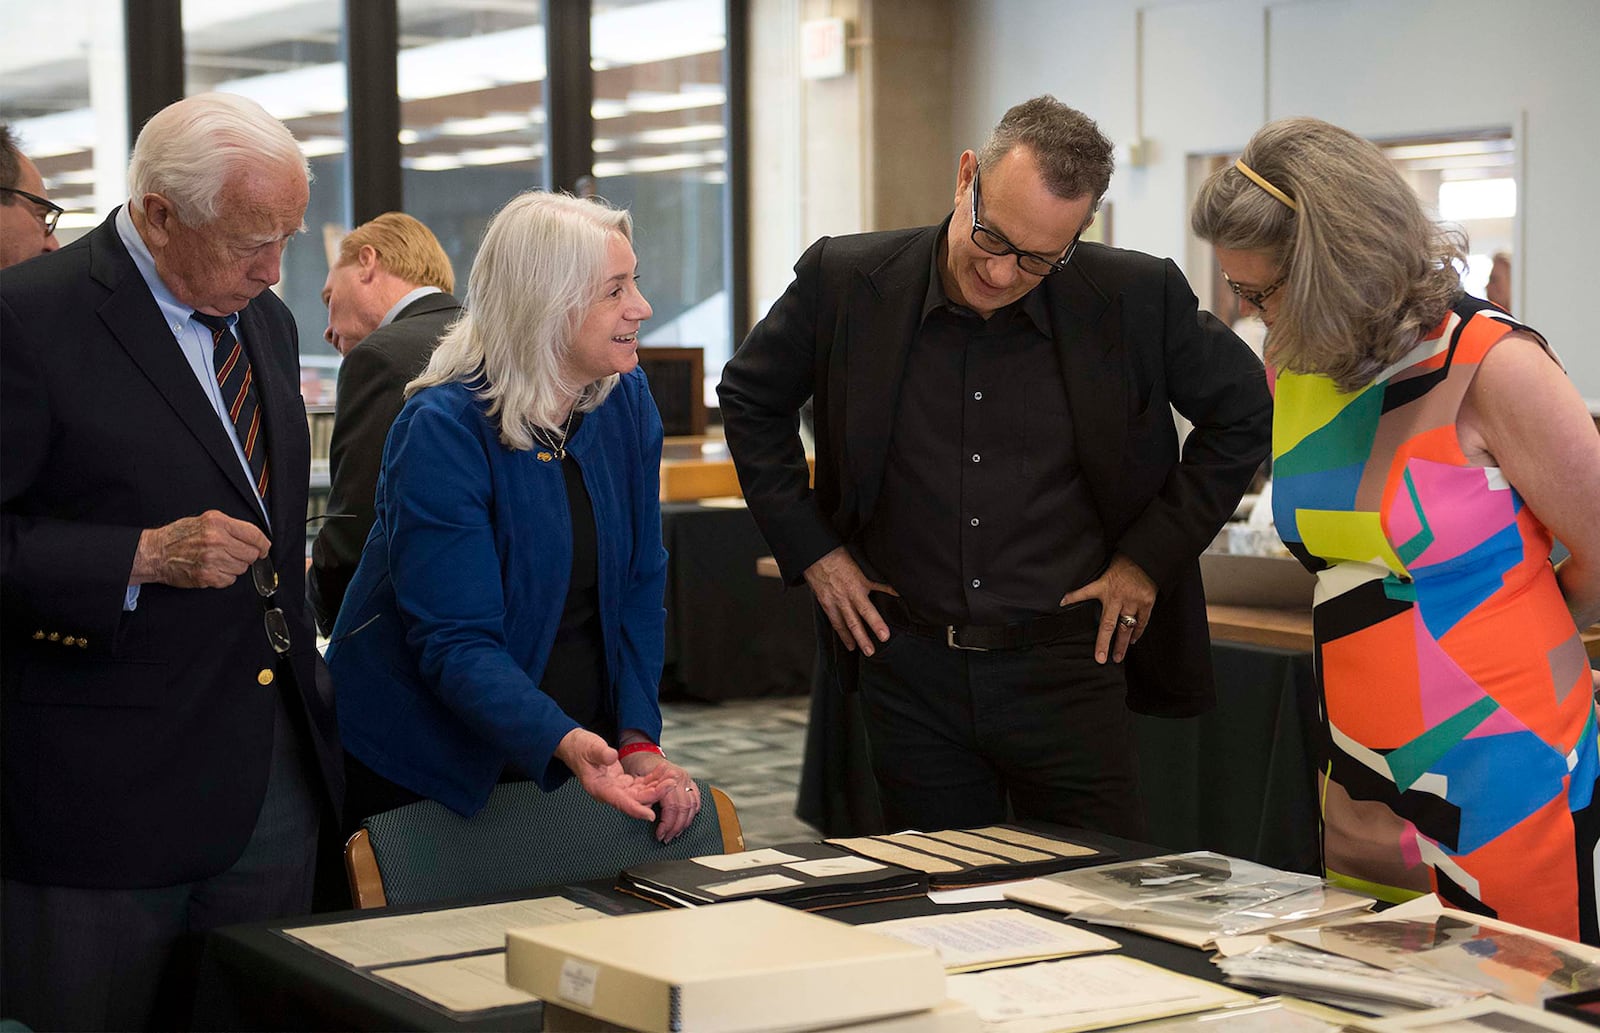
[{"left": 859, "top": 230, "right": 1107, "bottom": 626}]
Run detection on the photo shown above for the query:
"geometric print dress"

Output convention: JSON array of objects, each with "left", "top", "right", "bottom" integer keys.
[{"left": 1270, "top": 296, "right": 1600, "bottom": 944}]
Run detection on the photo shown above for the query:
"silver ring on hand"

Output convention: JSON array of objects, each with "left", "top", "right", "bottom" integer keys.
[{"left": 1118, "top": 614, "right": 1139, "bottom": 629}]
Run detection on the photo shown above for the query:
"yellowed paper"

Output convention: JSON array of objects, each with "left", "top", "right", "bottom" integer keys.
[
  {"left": 829, "top": 836, "right": 964, "bottom": 874},
  {"left": 372, "top": 952, "right": 535, "bottom": 1014},
  {"left": 283, "top": 896, "right": 600, "bottom": 968}
]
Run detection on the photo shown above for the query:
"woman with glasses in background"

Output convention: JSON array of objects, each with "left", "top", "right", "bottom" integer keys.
[
  {"left": 327, "top": 191, "right": 702, "bottom": 844},
  {"left": 1193, "top": 116, "right": 1600, "bottom": 943}
]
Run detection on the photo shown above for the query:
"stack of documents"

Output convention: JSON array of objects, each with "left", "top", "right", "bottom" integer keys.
[
  {"left": 506, "top": 899, "right": 954, "bottom": 1033},
  {"left": 826, "top": 826, "right": 1112, "bottom": 888},
  {"left": 616, "top": 841, "right": 929, "bottom": 910},
  {"left": 1215, "top": 894, "right": 1600, "bottom": 1018},
  {"left": 1005, "top": 851, "right": 1374, "bottom": 949},
  {"left": 944, "top": 954, "right": 1254, "bottom": 1033}
]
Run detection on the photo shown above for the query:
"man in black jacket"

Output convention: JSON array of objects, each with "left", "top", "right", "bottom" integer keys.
[
  {"left": 309, "top": 212, "right": 460, "bottom": 633},
  {"left": 718, "top": 96, "right": 1271, "bottom": 837}
]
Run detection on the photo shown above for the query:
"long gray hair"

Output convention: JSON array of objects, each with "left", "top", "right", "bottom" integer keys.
[
  {"left": 1191, "top": 117, "right": 1465, "bottom": 391},
  {"left": 408, "top": 191, "right": 633, "bottom": 451}
]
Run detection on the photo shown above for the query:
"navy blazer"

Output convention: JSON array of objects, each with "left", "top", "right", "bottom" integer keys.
[
  {"left": 0, "top": 210, "right": 341, "bottom": 888},
  {"left": 326, "top": 371, "right": 668, "bottom": 817},
  {"left": 718, "top": 226, "right": 1273, "bottom": 717}
]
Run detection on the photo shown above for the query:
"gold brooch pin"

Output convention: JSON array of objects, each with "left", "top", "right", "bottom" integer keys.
[{"left": 537, "top": 450, "right": 555, "bottom": 463}]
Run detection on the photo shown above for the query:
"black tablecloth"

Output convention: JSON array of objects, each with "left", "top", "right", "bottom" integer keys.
[
  {"left": 192, "top": 828, "right": 1219, "bottom": 1032},
  {"left": 659, "top": 502, "right": 813, "bottom": 701},
  {"left": 797, "top": 639, "right": 1324, "bottom": 876}
]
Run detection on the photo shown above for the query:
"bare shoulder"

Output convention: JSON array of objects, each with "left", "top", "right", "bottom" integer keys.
[{"left": 1457, "top": 330, "right": 1572, "bottom": 464}]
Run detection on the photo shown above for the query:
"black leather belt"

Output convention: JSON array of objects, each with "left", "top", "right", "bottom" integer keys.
[{"left": 873, "top": 594, "right": 1100, "bottom": 652}]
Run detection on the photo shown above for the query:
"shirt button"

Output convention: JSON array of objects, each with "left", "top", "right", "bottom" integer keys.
[
  {"left": 970, "top": 517, "right": 980, "bottom": 527},
  {"left": 973, "top": 391, "right": 983, "bottom": 400},
  {"left": 971, "top": 579, "right": 982, "bottom": 588},
  {"left": 257, "top": 668, "right": 275, "bottom": 686},
  {"left": 971, "top": 453, "right": 981, "bottom": 463}
]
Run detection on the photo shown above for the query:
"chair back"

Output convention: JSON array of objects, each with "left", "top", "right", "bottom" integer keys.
[{"left": 344, "top": 778, "right": 742, "bottom": 909}]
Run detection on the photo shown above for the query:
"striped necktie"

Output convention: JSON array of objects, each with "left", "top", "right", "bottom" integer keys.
[{"left": 193, "top": 311, "right": 270, "bottom": 503}]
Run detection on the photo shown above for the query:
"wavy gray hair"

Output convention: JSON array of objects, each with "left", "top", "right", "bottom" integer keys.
[
  {"left": 128, "top": 93, "right": 308, "bottom": 226},
  {"left": 1191, "top": 116, "right": 1466, "bottom": 391},
  {"left": 408, "top": 191, "right": 633, "bottom": 451}
]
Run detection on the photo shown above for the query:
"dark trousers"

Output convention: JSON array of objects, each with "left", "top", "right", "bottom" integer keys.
[
  {"left": 856, "top": 620, "right": 1146, "bottom": 839},
  {"left": 1, "top": 691, "right": 321, "bottom": 1032}
]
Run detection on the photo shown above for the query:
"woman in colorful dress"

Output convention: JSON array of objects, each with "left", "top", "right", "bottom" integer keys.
[{"left": 1192, "top": 117, "right": 1600, "bottom": 943}]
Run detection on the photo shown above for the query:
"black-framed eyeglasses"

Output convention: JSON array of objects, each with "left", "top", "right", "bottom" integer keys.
[
  {"left": 250, "top": 558, "right": 292, "bottom": 655},
  {"left": 1222, "top": 270, "right": 1287, "bottom": 310},
  {"left": 970, "top": 163, "right": 1082, "bottom": 277},
  {"left": 0, "top": 186, "right": 65, "bottom": 235}
]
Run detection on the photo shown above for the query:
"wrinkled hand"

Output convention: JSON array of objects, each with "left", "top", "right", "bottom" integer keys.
[
  {"left": 1060, "top": 554, "right": 1157, "bottom": 664},
  {"left": 803, "top": 546, "right": 895, "bottom": 656},
  {"left": 620, "top": 752, "right": 702, "bottom": 843},
  {"left": 555, "top": 728, "right": 656, "bottom": 822},
  {"left": 131, "top": 510, "right": 270, "bottom": 589}
]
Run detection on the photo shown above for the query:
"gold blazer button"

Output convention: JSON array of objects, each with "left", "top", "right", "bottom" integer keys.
[
  {"left": 257, "top": 668, "right": 275, "bottom": 686},
  {"left": 47, "top": 632, "right": 60, "bottom": 641},
  {"left": 32, "top": 630, "right": 44, "bottom": 640},
  {"left": 62, "top": 636, "right": 76, "bottom": 646},
  {"left": 78, "top": 639, "right": 89, "bottom": 648}
]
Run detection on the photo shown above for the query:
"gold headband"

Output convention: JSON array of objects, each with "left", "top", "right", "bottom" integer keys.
[{"left": 1234, "top": 158, "right": 1298, "bottom": 211}]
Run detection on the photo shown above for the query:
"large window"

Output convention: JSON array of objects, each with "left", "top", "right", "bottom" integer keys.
[
  {"left": 0, "top": 0, "right": 123, "bottom": 244},
  {"left": 397, "top": 0, "right": 547, "bottom": 288},
  {"left": 184, "top": 3, "right": 350, "bottom": 403},
  {"left": 1, "top": 0, "right": 743, "bottom": 410},
  {"left": 592, "top": 0, "right": 729, "bottom": 406}
]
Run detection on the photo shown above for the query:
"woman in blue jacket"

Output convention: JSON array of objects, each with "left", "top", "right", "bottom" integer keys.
[{"left": 328, "top": 191, "right": 701, "bottom": 842}]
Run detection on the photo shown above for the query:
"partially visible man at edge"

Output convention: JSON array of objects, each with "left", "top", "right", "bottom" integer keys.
[
  {"left": 718, "top": 95, "right": 1272, "bottom": 838},
  {"left": 309, "top": 211, "right": 460, "bottom": 634},
  {"left": 1, "top": 122, "right": 63, "bottom": 269},
  {"left": 0, "top": 93, "right": 342, "bottom": 1031}
]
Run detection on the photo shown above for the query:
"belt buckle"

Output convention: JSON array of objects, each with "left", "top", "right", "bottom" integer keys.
[{"left": 946, "top": 625, "right": 989, "bottom": 652}]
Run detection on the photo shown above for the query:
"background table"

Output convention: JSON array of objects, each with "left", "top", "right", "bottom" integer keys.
[{"left": 659, "top": 501, "right": 813, "bottom": 701}]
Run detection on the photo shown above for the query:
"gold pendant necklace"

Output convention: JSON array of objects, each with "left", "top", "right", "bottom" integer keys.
[{"left": 533, "top": 406, "right": 577, "bottom": 462}]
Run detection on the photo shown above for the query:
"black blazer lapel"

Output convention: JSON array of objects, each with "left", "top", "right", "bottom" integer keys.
[
  {"left": 89, "top": 216, "right": 266, "bottom": 522},
  {"left": 1046, "top": 260, "right": 1129, "bottom": 527},
  {"left": 843, "top": 228, "right": 937, "bottom": 526}
]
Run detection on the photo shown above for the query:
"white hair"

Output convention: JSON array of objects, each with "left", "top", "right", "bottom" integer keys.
[
  {"left": 127, "top": 92, "right": 308, "bottom": 226},
  {"left": 408, "top": 191, "right": 633, "bottom": 452}
]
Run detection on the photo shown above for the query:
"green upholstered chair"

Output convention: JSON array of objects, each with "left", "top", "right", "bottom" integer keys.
[{"left": 343, "top": 777, "right": 743, "bottom": 909}]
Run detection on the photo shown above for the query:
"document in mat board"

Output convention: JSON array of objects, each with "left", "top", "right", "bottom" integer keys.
[
  {"left": 1273, "top": 895, "right": 1600, "bottom": 1007},
  {"left": 617, "top": 839, "right": 928, "bottom": 909},
  {"left": 946, "top": 954, "right": 1252, "bottom": 1033},
  {"left": 370, "top": 952, "right": 535, "bottom": 1015},
  {"left": 861, "top": 908, "right": 1119, "bottom": 973},
  {"left": 828, "top": 825, "right": 1111, "bottom": 887},
  {"left": 281, "top": 895, "right": 601, "bottom": 968}
]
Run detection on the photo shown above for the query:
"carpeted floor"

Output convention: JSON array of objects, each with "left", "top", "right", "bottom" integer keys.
[{"left": 659, "top": 695, "right": 819, "bottom": 848}]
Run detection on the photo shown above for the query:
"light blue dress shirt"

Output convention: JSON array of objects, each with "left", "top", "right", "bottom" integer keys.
[{"left": 116, "top": 205, "right": 271, "bottom": 608}]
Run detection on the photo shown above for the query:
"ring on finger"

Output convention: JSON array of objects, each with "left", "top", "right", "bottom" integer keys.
[{"left": 1118, "top": 614, "right": 1138, "bottom": 629}]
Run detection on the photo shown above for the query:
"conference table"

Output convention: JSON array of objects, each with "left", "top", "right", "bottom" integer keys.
[{"left": 192, "top": 826, "right": 1226, "bottom": 1032}]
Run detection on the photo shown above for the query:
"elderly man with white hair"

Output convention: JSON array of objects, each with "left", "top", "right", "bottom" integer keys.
[{"left": 0, "top": 93, "right": 342, "bottom": 1031}]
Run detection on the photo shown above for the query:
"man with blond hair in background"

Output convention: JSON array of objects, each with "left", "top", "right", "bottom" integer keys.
[
  {"left": 310, "top": 212, "right": 460, "bottom": 632},
  {"left": 1, "top": 94, "right": 342, "bottom": 1030}
]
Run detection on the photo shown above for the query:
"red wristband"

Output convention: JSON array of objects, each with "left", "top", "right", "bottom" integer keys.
[{"left": 617, "top": 741, "right": 664, "bottom": 760}]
